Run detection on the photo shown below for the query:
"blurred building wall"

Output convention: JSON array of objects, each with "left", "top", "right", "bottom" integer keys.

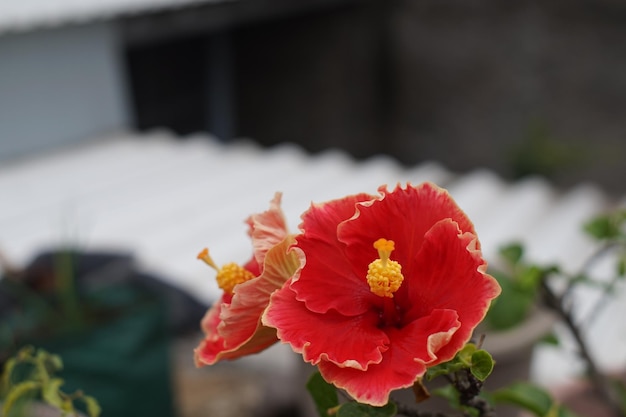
[
  {"left": 232, "top": 0, "right": 626, "bottom": 195},
  {"left": 1, "top": 0, "right": 624, "bottom": 195},
  {"left": 0, "top": 22, "right": 130, "bottom": 161}
]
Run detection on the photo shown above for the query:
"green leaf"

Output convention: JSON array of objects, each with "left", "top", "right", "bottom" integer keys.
[
  {"left": 16, "top": 346, "right": 35, "bottom": 361},
  {"left": 470, "top": 350, "right": 494, "bottom": 381},
  {"left": 61, "top": 398, "right": 74, "bottom": 413},
  {"left": 1, "top": 357, "right": 17, "bottom": 392},
  {"left": 485, "top": 271, "right": 535, "bottom": 330},
  {"left": 42, "top": 351, "right": 64, "bottom": 373},
  {"left": 336, "top": 402, "right": 397, "bottom": 417},
  {"left": 306, "top": 371, "right": 338, "bottom": 417},
  {"left": 493, "top": 382, "right": 551, "bottom": 415},
  {"left": 499, "top": 243, "right": 524, "bottom": 265},
  {"left": 584, "top": 215, "right": 620, "bottom": 240},
  {"left": 518, "top": 265, "right": 544, "bottom": 290},
  {"left": 425, "top": 360, "right": 465, "bottom": 380},
  {"left": 82, "top": 395, "right": 102, "bottom": 417},
  {"left": 426, "top": 344, "right": 476, "bottom": 380},
  {"left": 42, "top": 378, "right": 64, "bottom": 408},
  {"left": 2, "top": 380, "right": 40, "bottom": 416},
  {"left": 492, "top": 382, "right": 579, "bottom": 417},
  {"left": 431, "top": 384, "right": 460, "bottom": 406},
  {"left": 539, "top": 332, "right": 560, "bottom": 346},
  {"left": 456, "top": 343, "right": 478, "bottom": 366}
]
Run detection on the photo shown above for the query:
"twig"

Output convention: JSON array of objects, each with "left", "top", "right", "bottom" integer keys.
[
  {"left": 540, "top": 278, "right": 625, "bottom": 417},
  {"left": 563, "top": 241, "right": 619, "bottom": 299},
  {"left": 583, "top": 272, "right": 622, "bottom": 326},
  {"left": 453, "top": 370, "right": 495, "bottom": 417}
]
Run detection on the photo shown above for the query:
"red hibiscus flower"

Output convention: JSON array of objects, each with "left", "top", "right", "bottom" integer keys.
[
  {"left": 263, "top": 183, "right": 501, "bottom": 406},
  {"left": 194, "top": 193, "right": 301, "bottom": 366}
]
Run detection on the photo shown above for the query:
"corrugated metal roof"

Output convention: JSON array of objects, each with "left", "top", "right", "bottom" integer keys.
[
  {"left": 0, "top": 0, "right": 232, "bottom": 35},
  {"left": 0, "top": 130, "right": 624, "bottom": 391}
]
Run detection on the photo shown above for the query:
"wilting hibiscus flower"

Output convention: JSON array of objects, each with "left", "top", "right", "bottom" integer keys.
[
  {"left": 263, "top": 183, "right": 501, "bottom": 406},
  {"left": 194, "top": 193, "right": 301, "bottom": 366}
]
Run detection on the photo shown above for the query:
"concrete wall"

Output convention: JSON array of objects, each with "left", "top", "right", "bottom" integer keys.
[
  {"left": 233, "top": 1, "right": 626, "bottom": 195},
  {"left": 386, "top": 0, "right": 626, "bottom": 193},
  {"left": 0, "top": 22, "right": 130, "bottom": 161}
]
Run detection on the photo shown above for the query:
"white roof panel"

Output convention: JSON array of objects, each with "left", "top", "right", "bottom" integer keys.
[
  {"left": 0, "top": 130, "right": 623, "bottom": 387},
  {"left": 0, "top": 0, "right": 232, "bottom": 34}
]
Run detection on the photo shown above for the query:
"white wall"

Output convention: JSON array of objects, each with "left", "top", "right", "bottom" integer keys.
[{"left": 0, "top": 22, "right": 130, "bottom": 161}]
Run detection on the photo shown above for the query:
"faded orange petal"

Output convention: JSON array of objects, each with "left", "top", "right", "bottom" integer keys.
[{"left": 246, "top": 192, "right": 289, "bottom": 268}]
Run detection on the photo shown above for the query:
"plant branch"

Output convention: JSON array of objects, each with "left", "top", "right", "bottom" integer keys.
[
  {"left": 563, "top": 241, "right": 620, "bottom": 298},
  {"left": 583, "top": 272, "right": 622, "bottom": 326},
  {"left": 540, "top": 278, "right": 625, "bottom": 417},
  {"left": 453, "top": 370, "right": 495, "bottom": 417}
]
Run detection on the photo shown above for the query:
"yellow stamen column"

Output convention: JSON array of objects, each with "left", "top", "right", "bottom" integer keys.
[
  {"left": 366, "top": 238, "right": 404, "bottom": 298},
  {"left": 366, "top": 238, "right": 405, "bottom": 326},
  {"left": 197, "top": 248, "right": 255, "bottom": 295}
]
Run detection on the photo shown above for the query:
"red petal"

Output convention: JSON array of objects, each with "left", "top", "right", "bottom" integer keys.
[
  {"left": 401, "top": 218, "right": 501, "bottom": 364},
  {"left": 317, "top": 308, "right": 460, "bottom": 406},
  {"left": 263, "top": 284, "right": 389, "bottom": 370},
  {"left": 289, "top": 192, "right": 378, "bottom": 315},
  {"left": 338, "top": 183, "right": 478, "bottom": 280},
  {"left": 194, "top": 295, "right": 229, "bottom": 366}
]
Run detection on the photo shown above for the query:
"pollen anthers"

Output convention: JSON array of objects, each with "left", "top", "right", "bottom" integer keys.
[
  {"left": 366, "top": 238, "right": 404, "bottom": 298},
  {"left": 197, "top": 248, "right": 255, "bottom": 294}
]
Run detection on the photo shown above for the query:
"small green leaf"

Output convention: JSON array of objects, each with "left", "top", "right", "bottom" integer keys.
[
  {"left": 16, "top": 346, "right": 35, "bottom": 361},
  {"left": 539, "top": 332, "right": 560, "bottom": 346},
  {"left": 469, "top": 350, "right": 494, "bottom": 381},
  {"left": 61, "top": 398, "right": 74, "bottom": 412},
  {"left": 82, "top": 395, "right": 102, "bottom": 417},
  {"left": 306, "top": 371, "right": 338, "bottom": 417},
  {"left": 485, "top": 272, "right": 535, "bottom": 330},
  {"left": 456, "top": 343, "right": 478, "bottom": 366},
  {"left": 431, "top": 384, "right": 461, "bottom": 409},
  {"left": 499, "top": 243, "right": 524, "bottom": 265},
  {"left": 1, "top": 357, "right": 17, "bottom": 391},
  {"left": 493, "top": 382, "right": 551, "bottom": 415},
  {"left": 491, "top": 382, "right": 580, "bottom": 417},
  {"left": 584, "top": 215, "right": 620, "bottom": 240},
  {"left": 336, "top": 401, "right": 397, "bottom": 417},
  {"left": 425, "top": 360, "right": 465, "bottom": 380},
  {"left": 426, "top": 344, "right": 476, "bottom": 380},
  {"left": 42, "top": 378, "right": 64, "bottom": 408},
  {"left": 2, "top": 380, "right": 40, "bottom": 416},
  {"left": 518, "top": 266, "right": 544, "bottom": 290},
  {"left": 42, "top": 352, "right": 64, "bottom": 373}
]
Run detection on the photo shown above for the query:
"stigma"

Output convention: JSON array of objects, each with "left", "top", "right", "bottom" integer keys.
[
  {"left": 366, "top": 238, "right": 404, "bottom": 298},
  {"left": 197, "top": 248, "right": 255, "bottom": 295}
]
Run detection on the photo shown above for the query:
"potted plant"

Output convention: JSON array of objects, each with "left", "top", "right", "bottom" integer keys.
[
  {"left": 0, "top": 248, "right": 180, "bottom": 417},
  {"left": 0, "top": 345, "right": 100, "bottom": 417},
  {"left": 188, "top": 183, "right": 626, "bottom": 417}
]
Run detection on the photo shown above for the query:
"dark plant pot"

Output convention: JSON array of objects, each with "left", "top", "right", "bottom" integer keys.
[
  {"left": 0, "top": 249, "right": 202, "bottom": 417},
  {"left": 36, "top": 295, "right": 175, "bottom": 417}
]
